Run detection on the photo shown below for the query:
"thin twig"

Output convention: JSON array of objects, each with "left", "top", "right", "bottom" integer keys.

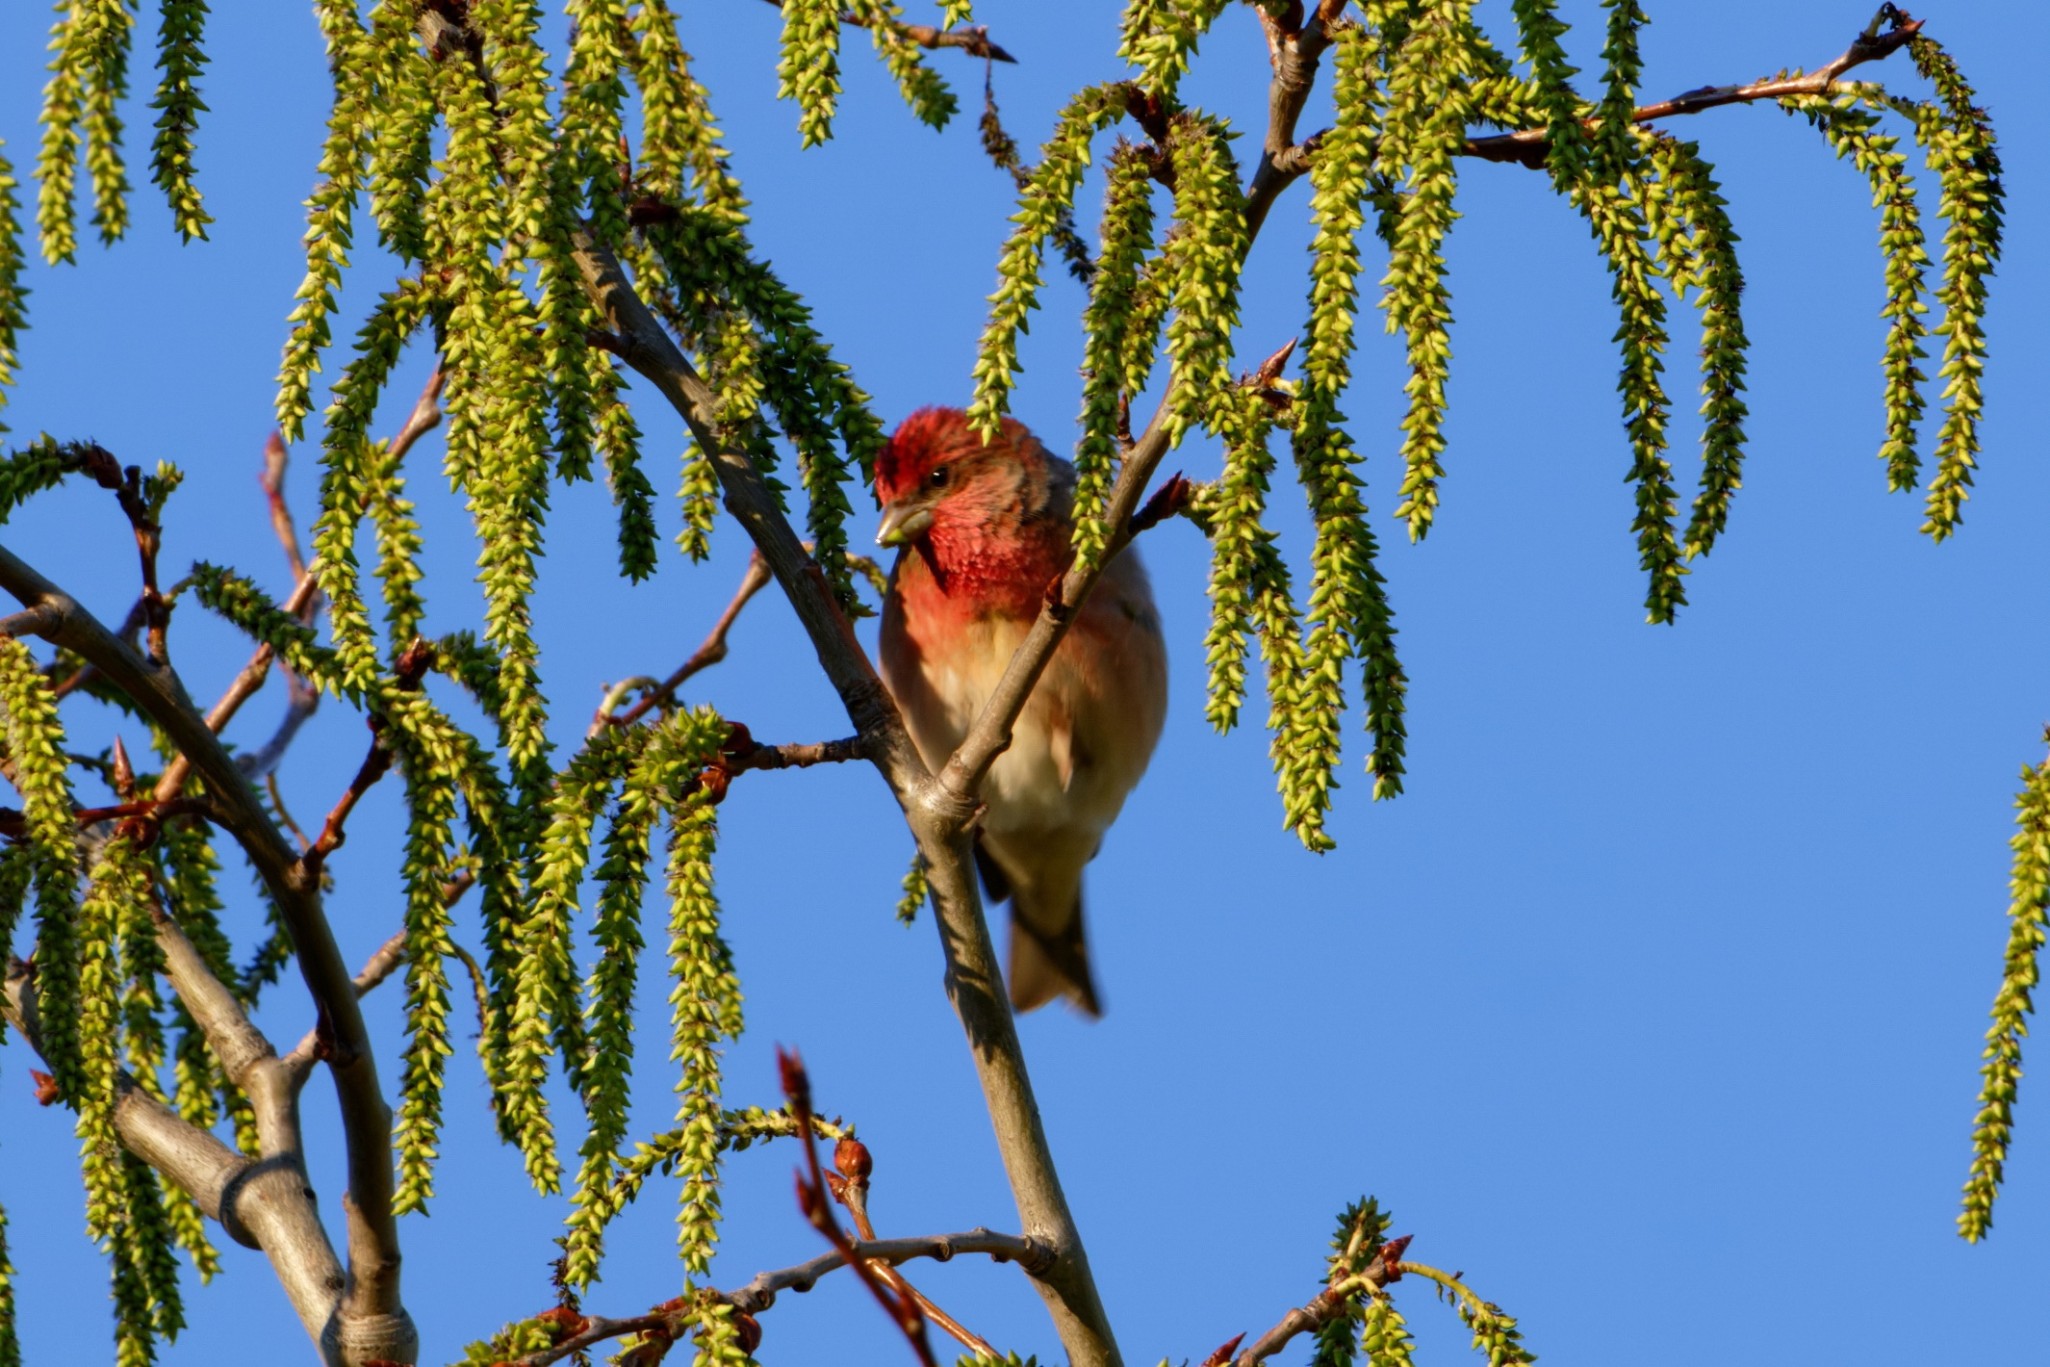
[
  {"left": 590, "top": 551, "right": 773, "bottom": 736},
  {"left": 301, "top": 724, "right": 397, "bottom": 879},
  {"left": 726, "top": 734, "right": 869, "bottom": 775},
  {"left": 152, "top": 565, "right": 321, "bottom": 805},
  {"left": 262, "top": 433, "right": 311, "bottom": 588},
  {"left": 266, "top": 772, "right": 313, "bottom": 850}
]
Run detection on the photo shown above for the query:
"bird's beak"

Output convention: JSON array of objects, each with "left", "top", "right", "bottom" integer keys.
[{"left": 875, "top": 500, "right": 934, "bottom": 547}]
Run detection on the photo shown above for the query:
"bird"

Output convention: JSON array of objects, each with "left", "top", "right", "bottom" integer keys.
[{"left": 875, "top": 407, "right": 1167, "bottom": 1016}]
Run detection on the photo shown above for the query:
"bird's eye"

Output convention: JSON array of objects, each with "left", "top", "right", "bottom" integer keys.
[{"left": 927, "top": 466, "right": 951, "bottom": 489}]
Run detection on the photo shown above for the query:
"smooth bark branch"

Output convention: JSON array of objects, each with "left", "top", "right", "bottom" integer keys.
[
  {"left": 571, "top": 228, "right": 1124, "bottom": 1367},
  {"left": 3, "top": 957, "right": 352, "bottom": 1357},
  {"left": 282, "top": 930, "right": 410, "bottom": 1086},
  {"left": 150, "top": 909, "right": 355, "bottom": 1352},
  {"left": 1462, "top": 14, "right": 1922, "bottom": 168},
  {"left": 0, "top": 546, "right": 414, "bottom": 1367}
]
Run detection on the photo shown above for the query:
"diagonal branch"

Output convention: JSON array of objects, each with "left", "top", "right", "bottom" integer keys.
[
  {"left": 1231, "top": 1236, "right": 1410, "bottom": 1366},
  {"left": 149, "top": 906, "right": 353, "bottom": 1348}
]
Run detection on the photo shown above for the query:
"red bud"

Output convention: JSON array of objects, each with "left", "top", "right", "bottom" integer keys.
[{"left": 834, "top": 1136, "right": 872, "bottom": 1182}]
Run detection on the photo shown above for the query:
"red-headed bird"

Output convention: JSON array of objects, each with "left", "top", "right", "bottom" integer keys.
[{"left": 876, "top": 408, "right": 1167, "bottom": 1016}]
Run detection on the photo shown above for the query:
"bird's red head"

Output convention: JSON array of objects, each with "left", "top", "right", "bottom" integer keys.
[
  {"left": 874, "top": 407, "right": 998, "bottom": 505},
  {"left": 873, "top": 408, "right": 1045, "bottom": 549}
]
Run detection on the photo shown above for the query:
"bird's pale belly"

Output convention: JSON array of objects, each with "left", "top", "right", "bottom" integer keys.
[{"left": 895, "top": 617, "right": 1120, "bottom": 839}]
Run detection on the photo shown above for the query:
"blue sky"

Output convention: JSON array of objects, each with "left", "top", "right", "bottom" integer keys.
[{"left": 1, "top": 2, "right": 2045, "bottom": 1364}]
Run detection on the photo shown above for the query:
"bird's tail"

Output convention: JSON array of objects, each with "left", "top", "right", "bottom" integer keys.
[
  {"left": 1007, "top": 891, "right": 1101, "bottom": 1017},
  {"left": 974, "top": 840, "right": 1102, "bottom": 1016}
]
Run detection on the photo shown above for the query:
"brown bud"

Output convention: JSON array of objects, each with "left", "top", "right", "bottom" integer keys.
[
  {"left": 79, "top": 443, "right": 123, "bottom": 489},
  {"left": 733, "top": 1312, "right": 762, "bottom": 1355},
  {"left": 30, "top": 1069, "right": 60, "bottom": 1106},
  {"left": 697, "top": 765, "right": 731, "bottom": 806},
  {"left": 834, "top": 1136, "right": 872, "bottom": 1183},
  {"left": 1200, "top": 1332, "right": 1247, "bottom": 1367},
  {"left": 721, "top": 721, "right": 755, "bottom": 758},
  {"left": 110, "top": 736, "right": 135, "bottom": 800},
  {"left": 1131, "top": 472, "right": 1193, "bottom": 535}
]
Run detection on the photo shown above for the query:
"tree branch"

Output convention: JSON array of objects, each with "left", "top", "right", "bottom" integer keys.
[
  {"left": 148, "top": 906, "right": 357, "bottom": 1346},
  {"left": 1244, "top": 0, "right": 1348, "bottom": 241},
  {"left": 0, "top": 548, "right": 415, "bottom": 1367},
  {"left": 730, "top": 1230, "right": 1054, "bottom": 1312},
  {"left": 1461, "top": 10, "right": 1923, "bottom": 168}
]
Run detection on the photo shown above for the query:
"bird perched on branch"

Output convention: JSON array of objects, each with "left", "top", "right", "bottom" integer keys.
[{"left": 875, "top": 407, "right": 1167, "bottom": 1016}]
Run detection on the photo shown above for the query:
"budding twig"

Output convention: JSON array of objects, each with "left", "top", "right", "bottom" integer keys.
[
  {"left": 828, "top": 1134, "right": 1000, "bottom": 1359},
  {"left": 780, "top": 1047, "right": 941, "bottom": 1367}
]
